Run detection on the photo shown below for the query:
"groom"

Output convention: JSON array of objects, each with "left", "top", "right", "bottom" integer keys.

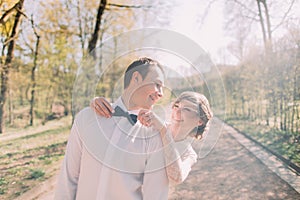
[{"left": 55, "top": 57, "right": 168, "bottom": 200}]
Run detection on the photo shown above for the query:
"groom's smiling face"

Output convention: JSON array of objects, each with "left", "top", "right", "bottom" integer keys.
[{"left": 131, "top": 66, "right": 165, "bottom": 109}]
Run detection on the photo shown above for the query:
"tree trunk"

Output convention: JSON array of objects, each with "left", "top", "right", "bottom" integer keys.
[
  {"left": 76, "top": 0, "right": 85, "bottom": 56},
  {"left": 261, "top": 0, "right": 272, "bottom": 51},
  {"left": 0, "top": 0, "right": 24, "bottom": 133},
  {"left": 283, "top": 103, "right": 287, "bottom": 131},
  {"left": 280, "top": 94, "right": 284, "bottom": 130},
  {"left": 29, "top": 19, "right": 40, "bottom": 126},
  {"left": 88, "top": 0, "right": 107, "bottom": 57},
  {"left": 265, "top": 103, "right": 269, "bottom": 126},
  {"left": 8, "top": 88, "right": 13, "bottom": 125},
  {"left": 256, "top": 0, "right": 273, "bottom": 53},
  {"left": 256, "top": 0, "right": 267, "bottom": 49}
]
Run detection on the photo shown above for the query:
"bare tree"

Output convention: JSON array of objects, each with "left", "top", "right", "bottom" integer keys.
[
  {"left": 87, "top": 0, "right": 151, "bottom": 57},
  {"left": 88, "top": 0, "right": 107, "bottom": 57},
  {"left": 256, "top": 0, "right": 272, "bottom": 52},
  {"left": 222, "top": 0, "right": 297, "bottom": 55}
]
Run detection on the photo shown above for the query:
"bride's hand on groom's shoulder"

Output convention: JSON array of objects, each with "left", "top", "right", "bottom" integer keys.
[{"left": 90, "top": 97, "right": 114, "bottom": 118}]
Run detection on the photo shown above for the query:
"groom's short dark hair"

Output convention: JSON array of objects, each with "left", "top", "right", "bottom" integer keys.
[{"left": 124, "top": 57, "right": 164, "bottom": 89}]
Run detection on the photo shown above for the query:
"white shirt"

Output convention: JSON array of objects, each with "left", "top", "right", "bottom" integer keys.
[{"left": 54, "top": 97, "right": 169, "bottom": 200}]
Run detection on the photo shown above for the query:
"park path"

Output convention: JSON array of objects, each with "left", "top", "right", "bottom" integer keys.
[
  {"left": 17, "top": 118, "right": 300, "bottom": 200},
  {"left": 168, "top": 118, "right": 300, "bottom": 199},
  {"left": 0, "top": 116, "right": 71, "bottom": 143}
]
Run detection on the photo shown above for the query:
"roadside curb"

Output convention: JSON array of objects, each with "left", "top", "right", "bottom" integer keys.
[{"left": 221, "top": 119, "right": 300, "bottom": 193}]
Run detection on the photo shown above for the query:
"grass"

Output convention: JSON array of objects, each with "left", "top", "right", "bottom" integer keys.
[
  {"left": 27, "top": 169, "right": 45, "bottom": 180},
  {"left": 223, "top": 116, "right": 300, "bottom": 168},
  {"left": 0, "top": 118, "right": 71, "bottom": 200}
]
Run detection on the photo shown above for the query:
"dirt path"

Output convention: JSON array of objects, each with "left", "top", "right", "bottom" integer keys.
[
  {"left": 18, "top": 118, "right": 300, "bottom": 200},
  {"left": 169, "top": 118, "right": 300, "bottom": 199},
  {"left": 0, "top": 116, "right": 71, "bottom": 143}
]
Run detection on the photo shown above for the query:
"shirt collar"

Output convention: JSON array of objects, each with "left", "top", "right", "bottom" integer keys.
[{"left": 113, "top": 97, "right": 140, "bottom": 115}]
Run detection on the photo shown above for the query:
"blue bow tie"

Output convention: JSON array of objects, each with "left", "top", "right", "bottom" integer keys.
[{"left": 112, "top": 106, "right": 137, "bottom": 125}]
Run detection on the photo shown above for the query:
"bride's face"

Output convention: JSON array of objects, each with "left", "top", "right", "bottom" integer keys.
[{"left": 170, "top": 100, "right": 202, "bottom": 141}]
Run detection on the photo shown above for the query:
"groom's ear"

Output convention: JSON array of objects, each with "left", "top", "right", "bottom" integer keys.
[
  {"left": 128, "top": 71, "right": 142, "bottom": 88},
  {"left": 131, "top": 71, "right": 142, "bottom": 84}
]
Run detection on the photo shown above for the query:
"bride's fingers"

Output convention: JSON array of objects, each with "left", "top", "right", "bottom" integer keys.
[
  {"left": 95, "top": 99, "right": 112, "bottom": 117},
  {"left": 139, "top": 115, "right": 152, "bottom": 127},
  {"left": 138, "top": 109, "right": 149, "bottom": 117},
  {"left": 95, "top": 102, "right": 110, "bottom": 118},
  {"left": 143, "top": 114, "right": 152, "bottom": 122},
  {"left": 138, "top": 110, "right": 151, "bottom": 119}
]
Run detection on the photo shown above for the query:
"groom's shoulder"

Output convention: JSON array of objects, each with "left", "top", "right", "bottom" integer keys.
[
  {"left": 74, "top": 107, "right": 97, "bottom": 123},
  {"left": 77, "top": 106, "right": 93, "bottom": 115}
]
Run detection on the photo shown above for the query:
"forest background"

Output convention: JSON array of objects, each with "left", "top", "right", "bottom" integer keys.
[{"left": 0, "top": 0, "right": 299, "bottom": 199}]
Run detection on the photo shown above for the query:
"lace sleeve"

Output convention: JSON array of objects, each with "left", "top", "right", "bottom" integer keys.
[{"left": 160, "top": 128, "right": 197, "bottom": 185}]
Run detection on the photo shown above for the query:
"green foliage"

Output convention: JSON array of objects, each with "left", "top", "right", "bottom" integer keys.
[
  {"left": 0, "top": 0, "right": 149, "bottom": 131},
  {"left": 0, "top": 0, "right": 20, "bottom": 37},
  {"left": 205, "top": 30, "right": 300, "bottom": 168},
  {"left": 27, "top": 169, "right": 45, "bottom": 180},
  {"left": 225, "top": 116, "right": 300, "bottom": 167},
  {"left": 0, "top": 177, "right": 8, "bottom": 186}
]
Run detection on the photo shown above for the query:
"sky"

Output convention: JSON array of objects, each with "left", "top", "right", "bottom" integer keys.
[
  {"left": 166, "top": 0, "right": 234, "bottom": 65},
  {"left": 159, "top": 0, "right": 300, "bottom": 66},
  {"left": 170, "top": 0, "right": 229, "bottom": 61},
  {"left": 135, "top": 0, "right": 235, "bottom": 77}
]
